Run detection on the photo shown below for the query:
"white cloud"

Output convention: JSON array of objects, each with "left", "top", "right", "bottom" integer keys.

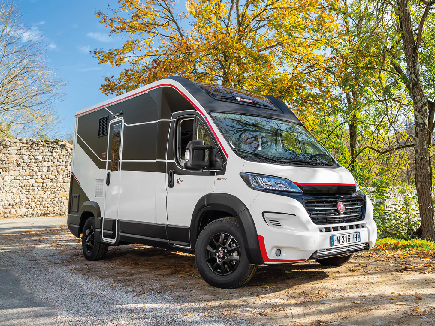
[
  {"left": 21, "top": 26, "right": 43, "bottom": 42},
  {"left": 35, "top": 21, "right": 46, "bottom": 26},
  {"left": 48, "top": 43, "right": 57, "bottom": 50},
  {"left": 78, "top": 45, "right": 92, "bottom": 54},
  {"left": 87, "top": 32, "right": 112, "bottom": 43}
]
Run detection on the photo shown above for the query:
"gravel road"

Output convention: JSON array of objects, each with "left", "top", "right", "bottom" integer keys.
[
  {"left": 1, "top": 217, "right": 434, "bottom": 326},
  {"left": 0, "top": 218, "right": 246, "bottom": 326}
]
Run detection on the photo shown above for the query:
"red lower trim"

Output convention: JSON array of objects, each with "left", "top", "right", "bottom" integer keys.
[
  {"left": 75, "top": 82, "right": 229, "bottom": 158},
  {"left": 258, "top": 235, "right": 306, "bottom": 263},
  {"left": 71, "top": 172, "right": 80, "bottom": 185},
  {"left": 293, "top": 182, "right": 355, "bottom": 187}
]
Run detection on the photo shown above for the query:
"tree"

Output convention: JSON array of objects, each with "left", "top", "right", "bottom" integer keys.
[
  {"left": 0, "top": 1, "right": 63, "bottom": 138},
  {"left": 93, "top": 0, "right": 339, "bottom": 102},
  {"left": 392, "top": 0, "right": 435, "bottom": 240},
  {"left": 326, "top": 0, "right": 413, "bottom": 174}
]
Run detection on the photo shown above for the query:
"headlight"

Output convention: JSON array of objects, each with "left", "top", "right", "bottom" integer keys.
[{"left": 240, "top": 173, "right": 302, "bottom": 193}]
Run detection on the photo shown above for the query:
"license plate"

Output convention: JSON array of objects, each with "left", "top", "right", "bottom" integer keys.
[{"left": 330, "top": 232, "right": 361, "bottom": 247}]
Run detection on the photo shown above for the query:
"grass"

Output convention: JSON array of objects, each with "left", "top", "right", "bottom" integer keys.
[{"left": 374, "top": 237, "right": 435, "bottom": 251}]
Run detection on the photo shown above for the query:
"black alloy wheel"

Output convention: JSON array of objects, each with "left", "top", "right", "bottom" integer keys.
[
  {"left": 206, "top": 231, "right": 240, "bottom": 276},
  {"left": 82, "top": 218, "right": 108, "bottom": 261},
  {"left": 195, "top": 218, "right": 257, "bottom": 289},
  {"left": 84, "top": 223, "right": 95, "bottom": 255}
]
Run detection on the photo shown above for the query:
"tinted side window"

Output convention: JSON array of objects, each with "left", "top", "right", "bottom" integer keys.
[
  {"left": 176, "top": 117, "right": 213, "bottom": 167},
  {"left": 110, "top": 123, "right": 122, "bottom": 172}
]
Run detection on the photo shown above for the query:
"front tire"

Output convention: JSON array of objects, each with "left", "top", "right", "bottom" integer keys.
[
  {"left": 316, "top": 254, "right": 352, "bottom": 266},
  {"left": 82, "top": 218, "right": 108, "bottom": 261},
  {"left": 195, "top": 218, "right": 257, "bottom": 289}
]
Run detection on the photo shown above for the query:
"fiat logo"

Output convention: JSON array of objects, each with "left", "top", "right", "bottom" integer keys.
[{"left": 337, "top": 202, "right": 345, "bottom": 214}]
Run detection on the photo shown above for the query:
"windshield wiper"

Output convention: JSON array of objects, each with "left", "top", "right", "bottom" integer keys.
[{"left": 275, "top": 158, "right": 334, "bottom": 166}]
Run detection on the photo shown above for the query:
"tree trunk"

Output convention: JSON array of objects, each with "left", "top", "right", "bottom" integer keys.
[
  {"left": 346, "top": 92, "right": 358, "bottom": 174},
  {"left": 397, "top": 0, "right": 434, "bottom": 240}
]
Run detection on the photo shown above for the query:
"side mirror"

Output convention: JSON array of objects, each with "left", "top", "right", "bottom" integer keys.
[{"left": 184, "top": 140, "right": 212, "bottom": 170}]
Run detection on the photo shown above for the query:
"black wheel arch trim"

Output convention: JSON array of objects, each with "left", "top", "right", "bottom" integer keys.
[
  {"left": 77, "top": 201, "right": 102, "bottom": 235},
  {"left": 191, "top": 193, "right": 264, "bottom": 264},
  {"left": 79, "top": 201, "right": 101, "bottom": 219}
]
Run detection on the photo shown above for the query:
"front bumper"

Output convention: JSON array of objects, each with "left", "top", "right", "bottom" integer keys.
[{"left": 249, "top": 192, "right": 377, "bottom": 264}]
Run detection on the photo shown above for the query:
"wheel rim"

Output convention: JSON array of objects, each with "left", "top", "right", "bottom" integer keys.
[
  {"left": 206, "top": 232, "right": 240, "bottom": 276},
  {"left": 84, "top": 224, "right": 95, "bottom": 254}
]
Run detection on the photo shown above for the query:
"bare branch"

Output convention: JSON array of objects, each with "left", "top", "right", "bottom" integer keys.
[
  {"left": 0, "top": 1, "right": 63, "bottom": 137},
  {"left": 358, "top": 143, "right": 415, "bottom": 157}
]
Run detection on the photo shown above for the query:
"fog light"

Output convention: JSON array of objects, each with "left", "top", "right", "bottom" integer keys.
[{"left": 275, "top": 249, "right": 282, "bottom": 257}]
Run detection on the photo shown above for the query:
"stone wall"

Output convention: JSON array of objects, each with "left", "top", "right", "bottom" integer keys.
[{"left": 0, "top": 138, "right": 72, "bottom": 218}]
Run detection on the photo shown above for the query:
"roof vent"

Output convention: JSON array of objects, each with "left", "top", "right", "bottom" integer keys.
[{"left": 198, "top": 84, "right": 278, "bottom": 111}]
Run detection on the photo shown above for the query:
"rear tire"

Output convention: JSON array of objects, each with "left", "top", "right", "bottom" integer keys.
[
  {"left": 316, "top": 254, "right": 352, "bottom": 267},
  {"left": 195, "top": 218, "right": 257, "bottom": 289},
  {"left": 82, "top": 217, "right": 108, "bottom": 261}
]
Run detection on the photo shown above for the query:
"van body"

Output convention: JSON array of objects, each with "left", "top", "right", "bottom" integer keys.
[{"left": 67, "top": 76, "right": 377, "bottom": 288}]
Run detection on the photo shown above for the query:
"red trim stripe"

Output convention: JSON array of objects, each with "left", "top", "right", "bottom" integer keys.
[
  {"left": 75, "top": 83, "right": 229, "bottom": 158},
  {"left": 294, "top": 182, "right": 355, "bottom": 187},
  {"left": 258, "top": 235, "right": 306, "bottom": 263},
  {"left": 71, "top": 172, "right": 80, "bottom": 185}
]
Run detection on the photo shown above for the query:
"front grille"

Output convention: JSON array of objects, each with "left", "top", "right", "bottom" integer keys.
[
  {"left": 304, "top": 197, "right": 364, "bottom": 225},
  {"left": 312, "top": 243, "right": 369, "bottom": 259}
]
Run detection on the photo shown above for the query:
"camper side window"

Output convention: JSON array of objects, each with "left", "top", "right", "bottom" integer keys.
[
  {"left": 176, "top": 117, "right": 212, "bottom": 168},
  {"left": 110, "top": 123, "right": 122, "bottom": 172}
]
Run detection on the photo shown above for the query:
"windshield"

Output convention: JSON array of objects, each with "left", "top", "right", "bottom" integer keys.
[{"left": 210, "top": 113, "right": 336, "bottom": 166}]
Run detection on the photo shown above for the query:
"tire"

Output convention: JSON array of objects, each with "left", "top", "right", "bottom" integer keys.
[
  {"left": 316, "top": 254, "right": 352, "bottom": 267},
  {"left": 195, "top": 218, "right": 257, "bottom": 289},
  {"left": 82, "top": 217, "right": 108, "bottom": 261}
]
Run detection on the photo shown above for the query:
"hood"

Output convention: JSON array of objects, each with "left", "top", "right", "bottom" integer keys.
[{"left": 242, "top": 161, "right": 356, "bottom": 195}]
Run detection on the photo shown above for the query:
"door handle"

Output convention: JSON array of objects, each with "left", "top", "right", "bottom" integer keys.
[
  {"left": 106, "top": 171, "right": 111, "bottom": 186},
  {"left": 168, "top": 170, "right": 174, "bottom": 188}
]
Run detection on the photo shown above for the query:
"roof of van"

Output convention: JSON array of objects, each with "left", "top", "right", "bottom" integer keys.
[
  {"left": 168, "top": 76, "right": 301, "bottom": 124},
  {"left": 75, "top": 76, "right": 301, "bottom": 124}
]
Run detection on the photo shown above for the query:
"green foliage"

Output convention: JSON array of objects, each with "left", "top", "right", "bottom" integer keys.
[
  {"left": 374, "top": 237, "right": 435, "bottom": 251},
  {"left": 364, "top": 184, "right": 419, "bottom": 240}
]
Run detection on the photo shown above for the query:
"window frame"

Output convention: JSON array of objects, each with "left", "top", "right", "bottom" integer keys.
[{"left": 173, "top": 114, "right": 219, "bottom": 172}]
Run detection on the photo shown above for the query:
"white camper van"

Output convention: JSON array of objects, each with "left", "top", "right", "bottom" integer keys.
[{"left": 68, "top": 76, "right": 377, "bottom": 288}]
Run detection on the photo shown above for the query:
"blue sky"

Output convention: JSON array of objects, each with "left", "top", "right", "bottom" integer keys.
[{"left": 19, "top": 0, "right": 126, "bottom": 138}]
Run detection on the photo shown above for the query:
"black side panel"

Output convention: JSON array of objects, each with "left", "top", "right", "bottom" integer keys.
[
  {"left": 167, "top": 225, "right": 190, "bottom": 244},
  {"left": 121, "top": 161, "right": 166, "bottom": 173},
  {"left": 119, "top": 220, "right": 167, "bottom": 240},
  {"left": 118, "top": 234, "right": 195, "bottom": 253},
  {"left": 122, "top": 123, "right": 157, "bottom": 161},
  {"left": 162, "top": 87, "right": 197, "bottom": 114},
  {"left": 77, "top": 92, "right": 159, "bottom": 168},
  {"left": 157, "top": 120, "right": 171, "bottom": 161},
  {"left": 191, "top": 193, "right": 264, "bottom": 264},
  {"left": 68, "top": 175, "right": 90, "bottom": 237},
  {"left": 68, "top": 175, "right": 90, "bottom": 216}
]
